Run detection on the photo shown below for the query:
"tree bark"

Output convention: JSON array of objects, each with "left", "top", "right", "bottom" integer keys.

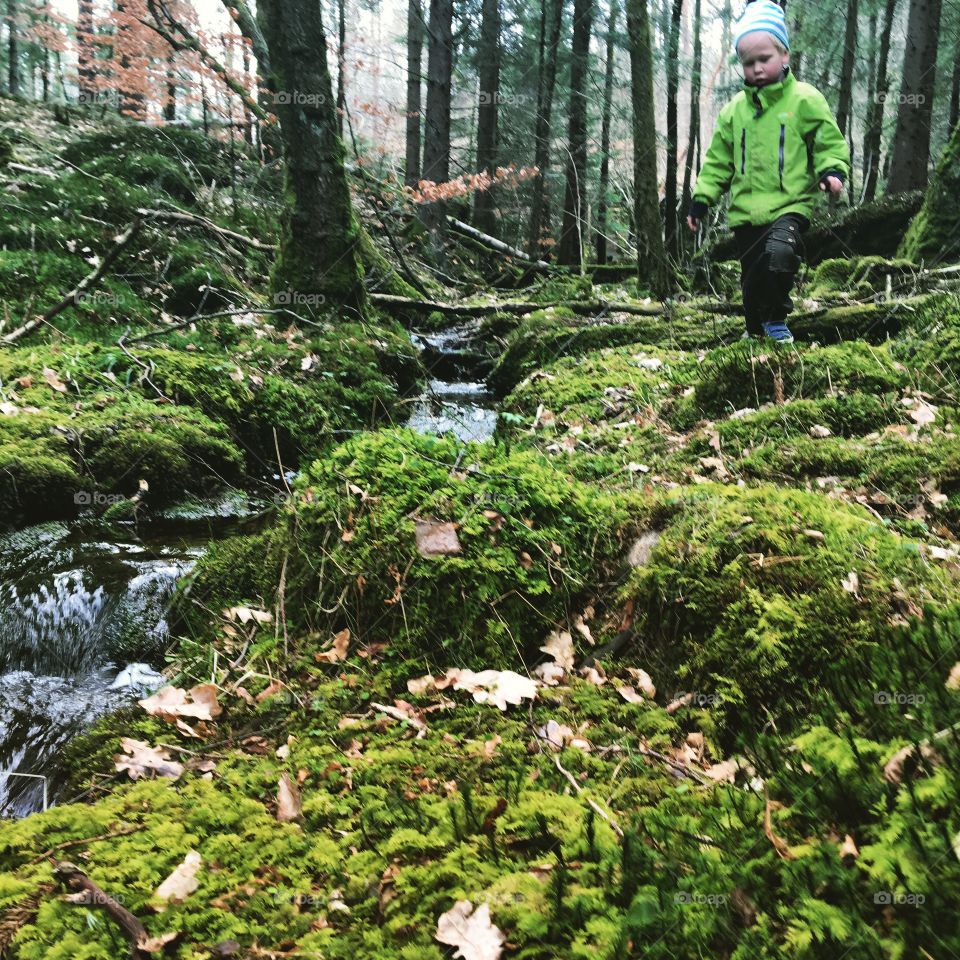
[
  {"left": 596, "top": 0, "right": 619, "bottom": 264},
  {"left": 886, "top": 0, "right": 943, "bottom": 193},
  {"left": 835, "top": 0, "right": 858, "bottom": 141},
  {"left": 257, "top": 0, "right": 367, "bottom": 314},
  {"left": 863, "top": 0, "right": 896, "bottom": 201},
  {"left": 6, "top": 0, "right": 18, "bottom": 96},
  {"left": 473, "top": 0, "right": 500, "bottom": 235},
  {"left": 680, "top": 0, "right": 702, "bottom": 234},
  {"left": 405, "top": 0, "right": 424, "bottom": 187},
  {"left": 337, "top": 0, "right": 346, "bottom": 137},
  {"left": 626, "top": 0, "right": 670, "bottom": 298},
  {"left": 949, "top": 24, "right": 960, "bottom": 135},
  {"left": 527, "top": 0, "right": 563, "bottom": 258},
  {"left": 557, "top": 0, "right": 594, "bottom": 268},
  {"left": 77, "top": 0, "right": 96, "bottom": 104},
  {"left": 421, "top": 0, "right": 453, "bottom": 264},
  {"left": 663, "top": 0, "right": 682, "bottom": 259}
]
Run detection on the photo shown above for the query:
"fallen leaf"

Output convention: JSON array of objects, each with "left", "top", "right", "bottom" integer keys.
[
  {"left": 626, "top": 668, "right": 656, "bottom": 699},
  {"left": 140, "top": 684, "right": 222, "bottom": 723},
  {"left": 315, "top": 628, "right": 351, "bottom": 663},
  {"left": 841, "top": 571, "right": 860, "bottom": 596},
  {"left": 535, "top": 719, "right": 574, "bottom": 750},
  {"left": 371, "top": 700, "right": 428, "bottom": 738},
  {"left": 224, "top": 605, "right": 272, "bottom": 625},
  {"left": 947, "top": 663, "right": 960, "bottom": 691},
  {"left": 415, "top": 519, "right": 461, "bottom": 557},
  {"left": 540, "top": 629, "right": 574, "bottom": 671},
  {"left": 154, "top": 851, "right": 202, "bottom": 908},
  {"left": 808, "top": 424, "right": 832, "bottom": 438},
  {"left": 276, "top": 772, "right": 303, "bottom": 822},
  {"left": 435, "top": 900, "right": 504, "bottom": 960},
  {"left": 616, "top": 685, "right": 645, "bottom": 705},
  {"left": 114, "top": 738, "right": 184, "bottom": 781},
  {"left": 839, "top": 834, "right": 859, "bottom": 860},
  {"left": 666, "top": 692, "right": 695, "bottom": 714},
  {"left": 908, "top": 399, "right": 937, "bottom": 429},
  {"left": 446, "top": 668, "right": 538, "bottom": 711},
  {"left": 763, "top": 786, "right": 795, "bottom": 860},
  {"left": 407, "top": 674, "right": 437, "bottom": 696},
  {"left": 0, "top": 401, "right": 18, "bottom": 416},
  {"left": 533, "top": 661, "right": 565, "bottom": 686},
  {"left": 42, "top": 367, "right": 68, "bottom": 393},
  {"left": 704, "top": 758, "right": 740, "bottom": 783}
]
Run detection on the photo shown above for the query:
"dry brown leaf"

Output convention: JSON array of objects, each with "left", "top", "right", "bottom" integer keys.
[
  {"left": 42, "top": 367, "right": 68, "bottom": 393},
  {"left": 223, "top": 605, "right": 272, "bottom": 625},
  {"left": 371, "top": 701, "right": 428, "bottom": 738},
  {"left": 277, "top": 772, "right": 303, "bottom": 822},
  {"left": 626, "top": 668, "right": 656, "bottom": 698},
  {"left": 139, "top": 684, "right": 222, "bottom": 723},
  {"left": 435, "top": 900, "right": 504, "bottom": 960},
  {"left": 154, "top": 851, "right": 202, "bottom": 909},
  {"left": 763, "top": 786, "right": 795, "bottom": 860},
  {"left": 114, "top": 738, "right": 184, "bottom": 781},
  {"left": 539, "top": 629, "right": 575, "bottom": 671},
  {"left": 315, "top": 628, "right": 351, "bottom": 663},
  {"left": 415, "top": 519, "right": 462, "bottom": 557}
]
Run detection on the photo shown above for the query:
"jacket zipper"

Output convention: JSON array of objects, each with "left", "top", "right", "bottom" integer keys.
[
  {"left": 740, "top": 128, "right": 746, "bottom": 175},
  {"left": 778, "top": 124, "right": 785, "bottom": 191}
]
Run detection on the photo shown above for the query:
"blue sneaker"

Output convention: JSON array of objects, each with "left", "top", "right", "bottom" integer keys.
[{"left": 762, "top": 321, "right": 795, "bottom": 344}]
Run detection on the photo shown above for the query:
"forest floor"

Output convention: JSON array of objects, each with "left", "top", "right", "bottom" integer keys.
[{"left": 1, "top": 100, "right": 960, "bottom": 960}]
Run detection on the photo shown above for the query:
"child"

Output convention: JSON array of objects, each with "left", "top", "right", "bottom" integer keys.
[{"left": 687, "top": 0, "right": 849, "bottom": 343}]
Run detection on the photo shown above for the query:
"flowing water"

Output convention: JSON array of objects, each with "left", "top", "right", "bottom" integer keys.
[
  {"left": 0, "top": 503, "right": 250, "bottom": 818},
  {"left": 408, "top": 320, "right": 498, "bottom": 443}
]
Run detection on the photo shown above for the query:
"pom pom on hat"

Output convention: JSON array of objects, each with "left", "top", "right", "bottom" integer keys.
[{"left": 733, "top": 0, "right": 789, "bottom": 54}]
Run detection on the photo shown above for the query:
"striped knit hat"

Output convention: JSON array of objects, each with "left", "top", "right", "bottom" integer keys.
[{"left": 733, "top": 0, "right": 789, "bottom": 54}]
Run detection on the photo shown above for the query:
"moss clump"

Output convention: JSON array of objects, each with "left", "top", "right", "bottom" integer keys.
[
  {"left": 619, "top": 483, "right": 955, "bottom": 739},
  {"left": 805, "top": 255, "right": 918, "bottom": 299},
  {"left": 898, "top": 119, "right": 960, "bottom": 263},
  {"left": 182, "top": 429, "right": 640, "bottom": 673}
]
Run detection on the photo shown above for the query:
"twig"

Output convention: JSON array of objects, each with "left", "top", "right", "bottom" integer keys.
[
  {"left": 26, "top": 825, "right": 147, "bottom": 867},
  {"left": 135, "top": 208, "right": 277, "bottom": 251},
  {"left": 549, "top": 753, "right": 624, "bottom": 838},
  {"left": 1, "top": 219, "right": 144, "bottom": 345}
]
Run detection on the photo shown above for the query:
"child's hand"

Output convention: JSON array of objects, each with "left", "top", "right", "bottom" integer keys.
[
  {"left": 686, "top": 215, "right": 700, "bottom": 233},
  {"left": 819, "top": 174, "right": 844, "bottom": 194}
]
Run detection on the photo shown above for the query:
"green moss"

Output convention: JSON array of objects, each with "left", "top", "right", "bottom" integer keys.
[
  {"left": 619, "top": 483, "right": 955, "bottom": 739},
  {"left": 805, "top": 256, "right": 917, "bottom": 299}
]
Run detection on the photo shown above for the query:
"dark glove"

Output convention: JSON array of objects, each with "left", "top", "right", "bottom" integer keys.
[{"left": 688, "top": 199, "right": 709, "bottom": 223}]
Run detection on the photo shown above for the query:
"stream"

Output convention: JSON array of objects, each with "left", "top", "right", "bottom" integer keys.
[{"left": 0, "top": 321, "right": 495, "bottom": 818}]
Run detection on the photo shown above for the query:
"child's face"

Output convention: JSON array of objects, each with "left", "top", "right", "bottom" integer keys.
[{"left": 737, "top": 32, "right": 789, "bottom": 87}]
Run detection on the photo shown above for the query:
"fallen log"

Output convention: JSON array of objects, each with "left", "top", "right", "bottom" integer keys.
[{"left": 446, "top": 217, "right": 553, "bottom": 270}]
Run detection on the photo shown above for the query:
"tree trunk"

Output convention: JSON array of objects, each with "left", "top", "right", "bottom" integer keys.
[
  {"left": 886, "top": 0, "right": 943, "bottom": 193},
  {"left": 790, "top": 7, "right": 803, "bottom": 78},
  {"left": 626, "top": 0, "right": 670, "bottom": 298},
  {"left": 863, "top": 0, "right": 896, "bottom": 201},
  {"left": 421, "top": 0, "right": 453, "bottom": 264},
  {"left": 720, "top": 0, "right": 732, "bottom": 88},
  {"left": 949, "top": 26, "right": 960, "bottom": 135},
  {"left": 257, "top": 0, "right": 367, "bottom": 314},
  {"left": 6, "top": 0, "right": 18, "bottom": 96},
  {"left": 663, "top": 0, "right": 682, "bottom": 259},
  {"left": 557, "top": 0, "right": 594, "bottom": 268},
  {"left": 680, "top": 0, "right": 702, "bottom": 233},
  {"left": 835, "top": 0, "right": 858, "bottom": 142},
  {"left": 596, "top": 0, "right": 619, "bottom": 264},
  {"left": 473, "top": 0, "right": 500, "bottom": 235},
  {"left": 405, "top": 0, "right": 424, "bottom": 187},
  {"left": 77, "top": 0, "right": 95, "bottom": 104},
  {"left": 337, "top": 0, "right": 346, "bottom": 137},
  {"left": 528, "top": 0, "right": 563, "bottom": 258},
  {"left": 164, "top": 52, "right": 176, "bottom": 122}
]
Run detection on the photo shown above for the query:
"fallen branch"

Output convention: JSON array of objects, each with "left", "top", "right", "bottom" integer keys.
[
  {"left": 135, "top": 208, "right": 277, "bottom": 251},
  {"left": 1, "top": 218, "right": 143, "bottom": 345},
  {"left": 27, "top": 824, "right": 147, "bottom": 867},
  {"left": 53, "top": 861, "right": 175, "bottom": 958},
  {"left": 125, "top": 307, "right": 294, "bottom": 345},
  {"left": 447, "top": 217, "right": 552, "bottom": 269},
  {"left": 549, "top": 753, "right": 624, "bottom": 839}
]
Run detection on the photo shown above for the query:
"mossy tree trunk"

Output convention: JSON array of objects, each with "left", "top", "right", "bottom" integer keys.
[
  {"left": 626, "top": 0, "right": 671, "bottom": 299},
  {"left": 405, "top": 0, "right": 424, "bottom": 188},
  {"left": 257, "top": 0, "right": 367, "bottom": 316},
  {"left": 663, "top": 0, "right": 682, "bottom": 260},
  {"left": 421, "top": 0, "right": 453, "bottom": 265},
  {"left": 898, "top": 116, "right": 960, "bottom": 264}
]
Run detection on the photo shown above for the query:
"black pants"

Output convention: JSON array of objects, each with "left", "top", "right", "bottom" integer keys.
[{"left": 733, "top": 213, "right": 809, "bottom": 336}]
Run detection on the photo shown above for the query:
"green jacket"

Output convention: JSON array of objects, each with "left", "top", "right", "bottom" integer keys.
[{"left": 692, "top": 67, "right": 850, "bottom": 227}]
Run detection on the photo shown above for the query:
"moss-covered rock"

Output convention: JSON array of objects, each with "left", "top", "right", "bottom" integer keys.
[
  {"left": 181, "top": 429, "right": 640, "bottom": 673},
  {"left": 805, "top": 255, "right": 918, "bottom": 299},
  {"left": 619, "top": 483, "right": 956, "bottom": 739}
]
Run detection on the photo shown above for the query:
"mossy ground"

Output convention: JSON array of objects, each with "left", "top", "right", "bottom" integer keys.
[{"left": 4, "top": 103, "right": 960, "bottom": 960}]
